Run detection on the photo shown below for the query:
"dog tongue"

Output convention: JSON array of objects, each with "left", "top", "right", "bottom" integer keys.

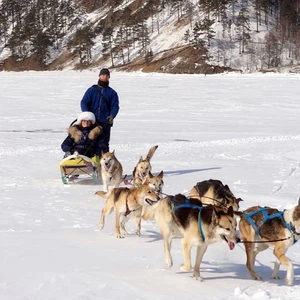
[{"left": 228, "top": 240, "right": 235, "bottom": 250}]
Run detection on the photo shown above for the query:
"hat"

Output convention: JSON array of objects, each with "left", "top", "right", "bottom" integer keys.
[
  {"left": 74, "top": 111, "right": 96, "bottom": 125},
  {"left": 99, "top": 68, "right": 110, "bottom": 76}
]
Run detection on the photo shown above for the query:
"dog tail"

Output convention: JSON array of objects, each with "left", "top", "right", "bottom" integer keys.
[
  {"left": 95, "top": 190, "right": 110, "bottom": 199},
  {"left": 146, "top": 145, "right": 158, "bottom": 161}
]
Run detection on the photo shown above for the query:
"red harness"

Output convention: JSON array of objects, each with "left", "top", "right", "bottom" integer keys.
[{"left": 124, "top": 194, "right": 139, "bottom": 217}]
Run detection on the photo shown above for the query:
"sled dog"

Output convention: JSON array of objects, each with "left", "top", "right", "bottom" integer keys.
[
  {"left": 188, "top": 179, "right": 242, "bottom": 212},
  {"left": 143, "top": 171, "right": 164, "bottom": 198},
  {"left": 96, "top": 184, "right": 160, "bottom": 238},
  {"left": 141, "top": 170, "right": 164, "bottom": 217},
  {"left": 239, "top": 200, "right": 300, "bottom": 286},
  {"left": 100, "top": 150, "right": 123, "bottom": 192},
  {"left": 142, "top": 194, "right": 240, "bottom": 280},
  {"left": 133, "top": 145, "right": 158, "bottom": 186}
]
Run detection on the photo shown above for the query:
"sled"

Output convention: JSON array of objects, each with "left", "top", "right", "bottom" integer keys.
[{"left": 59, "top": 154, "right": 100, "bottom": 184}]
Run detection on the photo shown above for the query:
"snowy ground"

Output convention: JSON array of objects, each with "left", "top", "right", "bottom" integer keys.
[{"left": 1, "top": 71, "right": 300, "bottom": 300}]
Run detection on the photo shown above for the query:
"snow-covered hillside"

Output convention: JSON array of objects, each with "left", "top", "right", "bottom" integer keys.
[{"left": 1, "top": 1, "right": 299, "bottom": 73}]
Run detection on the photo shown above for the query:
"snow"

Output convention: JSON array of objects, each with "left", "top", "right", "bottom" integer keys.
[{"left": 1, "top": 71, "right": 300, "bottom": 300}]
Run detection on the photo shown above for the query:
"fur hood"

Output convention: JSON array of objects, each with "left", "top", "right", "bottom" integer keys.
[
  {"left": 69, "top": 125, "right": 102, "bottom": 142},
  {"left": 74, "top": 111, "right": 96, "bottom": 125}
]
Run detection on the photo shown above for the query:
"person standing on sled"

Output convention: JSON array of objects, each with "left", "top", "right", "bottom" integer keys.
[
  {"left": 80, "top": 68, "right": 119, "bottom": 153},
  {"left": 61, "top": 111, "right": 105, "bottom": 158}
]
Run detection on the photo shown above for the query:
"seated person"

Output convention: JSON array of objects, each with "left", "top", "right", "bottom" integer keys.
[{"left": 61, "top": 111, "right": 105, "bottom": 158}]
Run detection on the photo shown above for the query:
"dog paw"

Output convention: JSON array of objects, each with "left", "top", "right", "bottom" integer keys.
[
  {"left": 135, "top": 230, "right": 141, "bottom": 236},
  {"left": 271, "top": 275, "right": 280, "bottom": 280},
  {"left": 193, "top": 274, "right": 204, "bottom": 282},
  {"left": 165, "top": 260, "right": 173, "bottom": 268},
  {"left": 253, "top": 274, "right": 263, "bottom": 281},
  {"left": 116, "top": 234, "right": 124, "bottom": 239},
  {"left": 285, "top": 279, "right": 293, "bottom": 286},
  {"left": 180, "top": 264, "right": 191, "bottom": 272},
  {"left": 98, "top": 223, "right": 104, "bottom": 230}
]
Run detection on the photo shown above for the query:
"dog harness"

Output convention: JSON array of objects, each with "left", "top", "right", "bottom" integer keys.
[
  {"left": 244, "top": 207, "right": 293, "bottom": 235},
  {"left": 193, "top": 182, "right": 230, "bottom": 207},
  {"left": 171, "top": 196, "right": 206, "bottom": 241},
  {"left": 124, "top": 194, "right": 139, "bottom": 217}
]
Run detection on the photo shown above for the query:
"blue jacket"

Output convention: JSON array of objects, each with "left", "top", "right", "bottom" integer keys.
[{"left": 80, "top": 85, "right": 119, "bottom": 124}]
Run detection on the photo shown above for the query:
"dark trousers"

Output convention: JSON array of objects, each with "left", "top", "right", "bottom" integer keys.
[{"left": 99, "top": 122, "right": 112, "bottom": 153}]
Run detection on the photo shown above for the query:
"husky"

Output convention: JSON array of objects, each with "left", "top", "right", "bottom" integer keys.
[
  {"left": 141, "top": 170, "right": 164, "bottom": 217},
  {"left": 132, "top": 145, "right": 158, "bottom": 186},
  {"left": 100, "top": 150, "right": 123, "bottom": 192},
  {"left": 143, "top": 171, "right": 164, "bottom": 197},
  {"left": 142, "top": 194, "right": 240, "bottom": 280},
  {"left": 239, "top": 200, "right": 300, "bottom": 286},
  {"left": 188, "top": 179, "right": 242, "bottom": 212},
  {"left": 96, "top": 184, "right": 160, "bottom": 238}
]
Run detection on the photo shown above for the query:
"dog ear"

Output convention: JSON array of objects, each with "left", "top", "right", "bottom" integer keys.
[
  {"left": 112, "top": 150, "right": 115, "bottom": 154},
  {"left": 224, "top": 184, "right": 234, "bottom": 197},
  {"left": 298, "top": 197, "right": 300, "bottom": 205},
  {"left": 157, "top": 170, "right": 163, "bottom": 178},
  {"left": 138, "top": 156, "right": 143, "bottom": 163},
  {"left": 148, "top": 172, "right": 154, "bottom": 178},
  {"left": 216, "top": 185, "right": 228, "bottom": 198}
]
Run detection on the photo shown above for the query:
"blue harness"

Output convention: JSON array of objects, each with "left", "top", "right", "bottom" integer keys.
[
  {"left": 171, "top": 196, "right": 206, "bottom": 241},
  {"left": 244, "top": 207, "right": 292, "bottom": 235}
]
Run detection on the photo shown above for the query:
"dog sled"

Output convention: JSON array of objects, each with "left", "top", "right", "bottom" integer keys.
[{"left": 59, "top": 154, "right": 100, "bottom": 184}]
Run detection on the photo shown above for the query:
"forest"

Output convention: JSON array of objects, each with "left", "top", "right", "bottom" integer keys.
[{"left": 0, "top": 0, "right": 299, "bottom": 72}]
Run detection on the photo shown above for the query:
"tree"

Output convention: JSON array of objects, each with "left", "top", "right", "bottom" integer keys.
[
  {"left": 136, "top": 21, "right": 150, "bottom": 55},
  {"left": 199, "top": 17, "right": 215, "bottom": 47},
  {"left": 114, "top": 26, "right": 127, "bottom": 64},
  {"left": 184, "top": 29, "right": 191, "bottom": 44},
  {"left": 191, "top": 21, "right": 206, "bottom": 49},
  {"left": 228, "top": 0, "right": 238, "bottom": 23},
  {"left": 264, "top": 30, "right": 281, "bottom": 68},
  {"left": 102, "top": 27, "right": 115, "bottom": 66},
  {"left": 235, "top": 6, "right": 251, "bottom": 53},
  {"left": 184, "top": 0, "right": 194, "bottom": 29},
  {"left": 31, "top": 29, "right": 52, "bottom": 65},
  {"left": 68, "top": 26, "right": 95, "bottom": 64},
  {"left": 0, "top": 7, "right": 9, "bottom": 45},
  {"left": 170, "top": 0, "right": 184, "bottom": 21},
  {"left": 210, "top": 0, "right": 228, "bottom": 22}
]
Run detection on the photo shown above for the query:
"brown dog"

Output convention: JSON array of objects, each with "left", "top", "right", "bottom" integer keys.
[
  {"left": 96, "top": 184, "right": 160, "bottom": 238},
  {"left": 132, "top": 145, "right": 158, "bottom": 186},
  {"left": 239, "top": 200, "right": 300, "bottom": 285},
  {"left": 189, "top": 179, "right": 242, "bottom": 211},
  {"left": 143, "top": 171, "right": 164, "bottom": 197},
  {"left": 100, "top": 150, "right": 124, "bottom": 192},
  {"left": 143, "top": 194, "right": 240, "bottom": 280}
]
